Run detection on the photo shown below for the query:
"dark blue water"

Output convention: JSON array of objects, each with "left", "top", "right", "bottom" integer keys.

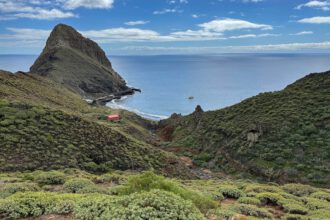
[{"left": 1, "top": 54, "right": 330, "bottom": 120}]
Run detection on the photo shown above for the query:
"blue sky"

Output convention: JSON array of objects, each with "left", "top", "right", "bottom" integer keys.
[{"left": 0, "top": 0, "right": 330, "bottom": 55}]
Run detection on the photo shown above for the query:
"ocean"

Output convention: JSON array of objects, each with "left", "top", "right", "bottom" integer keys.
[{"left": 1, "top": 54, "right": 330, "bottom": 120}]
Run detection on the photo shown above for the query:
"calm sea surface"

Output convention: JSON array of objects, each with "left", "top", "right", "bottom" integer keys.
[{"left": 1, "top": 54, "right": 330, "bottom": 120}]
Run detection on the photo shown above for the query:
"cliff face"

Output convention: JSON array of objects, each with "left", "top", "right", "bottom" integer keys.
[{"left": 30, "top": 24, "right": 128, "bottom": 98}]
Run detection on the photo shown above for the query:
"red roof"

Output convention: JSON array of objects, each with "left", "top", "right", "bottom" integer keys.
[{"left": 107, "top": 114, "right": 120, "bottom": 121}]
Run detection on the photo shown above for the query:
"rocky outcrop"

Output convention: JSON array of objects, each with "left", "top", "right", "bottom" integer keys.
[{"left": 30, "top": 24, "right": 131, "bottom": 99}]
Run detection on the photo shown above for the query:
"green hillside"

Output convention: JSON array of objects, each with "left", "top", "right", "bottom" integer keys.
[
  {"left": 0, "top": 71, "right": 192, "bottom": 178},
  {"left": 158, "top": 71, "right": 330, "bottom": 185}
]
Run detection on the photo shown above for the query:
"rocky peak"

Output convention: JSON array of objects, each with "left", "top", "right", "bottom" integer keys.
[
  {"left": 41, "top": 24, "right": 112, "bottom": 68},
  {"left": 29, "top": 24, "right": 130, "bottom": 98}
]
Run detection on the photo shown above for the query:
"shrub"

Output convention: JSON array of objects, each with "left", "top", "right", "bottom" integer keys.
[
  {"left": 238, "top": 197, "right": 261, "bottom": 206},
  {"left": 303, "top": 197, "right": 330, "bottom": 210},
  {"left": 307, "top": 209, "right": 330, "bottom": 220},
  {"left": 117, "top": 171, "right": 217, "bottom": 212},
  {"left": 77, "top": 185, "right": 108, "bottom": 194},
  {"left": 232, "top": 204, "right": 272, "bottom": 218},
  {"left": 94, "top": 173, "right": 127, "bottom": 185},
  {"left": 34, "top": 171, "right": 66, "bottom": 185},
  {"left": 74, "top": 189, "right": 207, "bottom": 220},
  {"left": 245, "top": 184, "right": 282, "bottom": 193},
  {"left": 282, "top": 203, "right": 308, "bottom": 215},
  {"left": 219, "top": 185, "right": 245, "bottom": 199},
  {"left": 285, "top": 214, "right": 305, "bottom": 220},
  {"left": 0, "top": 182, "right": 39, "bottom": 198},
  {"left": 282, "top": 184, "right": 316, "bottom": 196},
  {"left": 63, "top": 178, "right": 94, "bottom": 193},
  {"left": 310, "top": 191, "right": 330, "bottom": 202},
  {"left": 211, "top": 208, "right": 237, "bottom": 219},
  {"left": 0, "top": 192, "right": 81, "bottom": 219},
  {"left": 256, "top": 192, "right": 283, "bottom": 205}
]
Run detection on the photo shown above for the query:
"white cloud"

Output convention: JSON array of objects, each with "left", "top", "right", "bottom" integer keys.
[
  {"left": 199, "top": 18, "right": 272, "bottom": 32},
  {"left": 290, "top": 31, "right": 314, "bottom": 35},
  {"left": 1, "top": 25, "right": 280, "bottom": 45},
  {"left": 58, "top": 0, "right": 114, "bottom": 9},
  {"left": 15, "top": 9, "right": 76, "bottom": 20},
  {"left": 124, "top": 20, "right": 149, "bottom": 26},
  {"left": 0, "top": 0, "right": 76, "bottom": 20},
  {"left": 228, "top": 33, "right": 280, "bottom": 39},
  {"left": 168, "top": 0, "right": 188, "bottom": 4},
  {"left": 298, "top": 16, "right": 330, "bottom": 24},
  {"left": 170, "top": 29, "right": 225, "bottom": 41},
  {"left": 242, "top": 0, "right": 264, "bottom": 3},
  {"left": 116, "top": 41, "right": 330, "bottom": 54},
  {"left": 2, "top": 28, "right": 50, "bottom": 40},
  {"left": 295, "top": 1, "right": 330, "bottom": 11},
  {"left": 153, "top": 8, "right": 182, "bottom": 14}
]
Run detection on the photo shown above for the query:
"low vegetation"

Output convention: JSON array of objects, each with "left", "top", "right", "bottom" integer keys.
[{"left": 0, "top": 170, "right": 328, "bottom": 219}]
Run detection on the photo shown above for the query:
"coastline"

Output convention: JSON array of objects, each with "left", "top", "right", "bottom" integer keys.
[{"left": 106, "top": 96, "right": 169, "bottom": 121}]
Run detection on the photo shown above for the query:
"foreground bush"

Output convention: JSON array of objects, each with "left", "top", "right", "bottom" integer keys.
[
  {"left": 310, "top": 191, "right": 330, "bottom": 202},
  {"left": 0, "top": 192, "right": 82, "bottom": 219},
  {"left": 63, "top": 178, "right": 95, "bottom": 193},
  {"left": 74, "top": 189, "right": 206, "bottom": 220},
  {"left": 281, "top": 184, "right": 316, "bottom": 196},
  {"left": 116, "top": 171, "right": 217, "bottom": 212},
  {"left": 256, "top": 192, "right": 283, "bottom": 205},
  {"left": 35, "top": 171, "right": 66, "bottom": 185},
  {"left": 219, "top": 185, "right": 245, "bottom": 199},
  {"left": 238, "top": 197, "right": 261, "bottom": 206},
  {"left": 0, "top": 182, "right": 39, "bottom": 198},
  {"left": 232, "top": 204, "right": 272, "bottom": 218}
]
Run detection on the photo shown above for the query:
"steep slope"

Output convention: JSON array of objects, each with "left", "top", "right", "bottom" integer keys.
[
  {"left": 0, "top": 71, "right": 193, "bottom": 178},
  {"left": 30, "top": 24, "right": 129, "bottom": 98},
  {"left": 158, "top": 71, "right": 330, "bottom": 185}
]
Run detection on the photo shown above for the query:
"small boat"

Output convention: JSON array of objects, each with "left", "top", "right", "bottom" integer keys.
[{"left": 188, "top": 96, "right": 194, "bottom": 100}]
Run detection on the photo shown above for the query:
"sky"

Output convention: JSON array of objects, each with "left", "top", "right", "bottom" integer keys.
[{"left": 0, "top": 0, "right": 330, "bottom": 55}]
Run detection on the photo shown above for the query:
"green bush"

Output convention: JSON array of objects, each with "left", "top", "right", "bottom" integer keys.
[
  {"left": 117, "top": 171, "right": 217, "bottom": 212},
  {"left": 77, "top": 185, "right": 108, "bottom": 194},
  {"left": 245, "top": 184, "right": 282, "bottom": 193},
  {"left": 282, "top": 184, "right": 316, "bottom": 196},
  {"left": 256, "top": 192, "right": 283, "bottom": 205},
  {"left": 0, "top": 182, "right": 39, "bottom": 198},
  {"left": 310, "top": 191, "right": 330, "bottom": 202},
  {"left": 94, "top": 173, "right": 127, "bottom": 185},
  {"left": 232, "top": 204, "right": 272, "bottom": 218},
  {"left": 0, "top": 192, "right": 81, "bottom": 219},
  {"left": 285, "top": 214, "right": 305, "bottom": 220},
  {"left": 63, "top": 178, "right": 94, "bottom": 193},
  {"left": 303, "top": 197, "right": 330, "bottom": 210},
  {"left": 219, "top": 185, "right": 245, "bottom": 199},
  {"left": 34, "top": 171, "right": 66, "bottom": 185},
  {"left": 74, "top": 189, "right": 206, "bottom": 220},
  {"left": 282, "top": 203, "right": 308, "bottom": 215},
  {"left": 211, "top": 208, "right": 237, "bottom": 219},
  {"left": 238, "top": 197, "right": 261, "bottom": 206},
  {"left": 307, "top": 209, "right": 330, "bottom": 220}
]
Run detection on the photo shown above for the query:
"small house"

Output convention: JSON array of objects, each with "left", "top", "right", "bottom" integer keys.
[{"left": 107, "top": 114, "right": 121, "bottom": 122}]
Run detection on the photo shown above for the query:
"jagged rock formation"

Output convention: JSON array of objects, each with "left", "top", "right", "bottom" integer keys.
[{"left": 30, "top": 24, "right": 129, "bottom": 98}]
